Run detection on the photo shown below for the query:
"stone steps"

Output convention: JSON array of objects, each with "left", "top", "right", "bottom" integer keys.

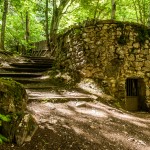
[
  {"left": 0, "top": 56, "right": 53, "bottom": 83},
  {"left": 0, "top": 73, "right": 42, "bottom": 78},
  {"left": 10, "top": 63, "right": 52, "bottom": 68},
  {"left": 26, "top": 88, "right": 94, "bottom": 102},
  {"left": 26, "top": 86, "right": 57, "bottom": 89},
  {"left": 13, "top": 78, "right": 49, "bottom": 84},
  {"left": 0, "top": 56, "right": 94, "bottom": 103},
  {"left": 24, "top": 56, "right": 54, "bottom": 63},
  {"left": 30, "top": 58, "right": 54, "bottom": 63},
  {"left": 1, "top": 67, "right": 47, "bottom": 73}
]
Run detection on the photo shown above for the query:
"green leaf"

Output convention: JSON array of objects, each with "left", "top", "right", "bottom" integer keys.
[
  {"left": 0, "top": 114, "right": 11, "bottom": 122},
  {"left": 0, "top": 134, "right": 9, "bottom": 143},
  {"left": 0, "top": 138, "right": 3, "bottom": 144}
]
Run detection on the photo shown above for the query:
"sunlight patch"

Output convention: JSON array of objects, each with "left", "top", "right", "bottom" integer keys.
[
  {"left": 72, "top": 126, "right": 85, "bottom": 135},
  {"left": 77, "top": 79, "right": 103, "bottom": 97},
  {"left": 131, "top": 121, "right": 148, "bottom": 128},
  {"left": 72, "top": 116, "right": 88, "bottom": 123},
  {"left": 43, "top": 102, "right": 55, "bottom": 109},
  {"left": 56, "top": 107, "right": 75, "bottom": 116},
  {"left": 39, "top": 75, "right": 50, "bottom": 79},
  {"left": 110, "top": 112, "right": 150, "bottom": 128},
  {"left": 76, "top": 108, "right": 108, "bottom": 118}
]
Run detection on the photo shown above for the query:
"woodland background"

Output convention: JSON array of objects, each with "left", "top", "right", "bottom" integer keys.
[{"left": 0, "top": 0, "right": 150, "bottom": 53}]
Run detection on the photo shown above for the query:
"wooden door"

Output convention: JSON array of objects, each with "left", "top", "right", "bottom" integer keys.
[{"left": 125, "top": 78, "right": 139, "bottom": 111}]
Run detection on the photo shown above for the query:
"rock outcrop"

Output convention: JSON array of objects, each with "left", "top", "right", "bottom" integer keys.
[{"left": 0, "top": 78, "right": 38, "bottom": 145}]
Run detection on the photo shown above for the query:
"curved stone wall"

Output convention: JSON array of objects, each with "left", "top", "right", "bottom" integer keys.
[{"left": 55, "top": 20, "right": 150, "bottom": 110}]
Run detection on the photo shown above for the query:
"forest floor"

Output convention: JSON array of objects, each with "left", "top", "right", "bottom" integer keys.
[
  {"left": 0, "top": 53, "right": 150, "bottom": 150},
  {"left": 1, "top": 99, "right": 150, "bottom": 150}
]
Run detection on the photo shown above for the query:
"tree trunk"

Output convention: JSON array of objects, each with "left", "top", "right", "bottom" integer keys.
[
  {"left": 26, "top": 11, "right": 30, "bottom": 43},
  {"left": 24, "top": 11, "right": 30, "bottom": 55},
  {"left": 133, "top": 0, "right": 139, "bottom": 23},
  {"left": 142, "top": 0, "right": 146, "bottom": 25},
  {"left": 111, "top": 0, "right": 116, "bottom": 20},
  {"left": 49, "top": 0, "right": 73, "bottom": 55},
  {"left": 94, "top": 0, "right": 100, "bottom": 19},
  {"left": 49, "top": 0, "right": 62, "bottom": 55},
  {"left": 50, "top": 0, "right": 61, "bottom": 40},
  {"left": 45, "top": 0, "right": 50, "bottom": 51},
  {"left": 148, "top": 5, "right": 150, "bottom": 27},
  {"left": 137, "top": 0, "right": 143, "bottom": 24},
  {"left": 50, "top": 0, "right": 72, "bottom": 40},
  {"left": 1, "top": 0, "right": 9, "bottom": 50}
]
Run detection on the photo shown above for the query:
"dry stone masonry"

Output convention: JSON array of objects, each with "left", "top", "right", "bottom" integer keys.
[{"left": 55, "top": 20, "right": 150, "bottom": 111}]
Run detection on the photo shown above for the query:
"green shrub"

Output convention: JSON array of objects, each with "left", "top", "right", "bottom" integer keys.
[{"left": 0, "top": 114, "right": 11, "bottom": 144}]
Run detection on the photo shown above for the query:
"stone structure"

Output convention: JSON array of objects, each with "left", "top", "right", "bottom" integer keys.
[{"left": 55, "top": 20, "right": 150, "bottom": 111}]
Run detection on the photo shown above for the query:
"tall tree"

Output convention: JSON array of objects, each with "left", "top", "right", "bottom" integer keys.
[
  {"left": 45, "top": 0, "right": 50, "bottom": 51},
  {"left": 132, "top": 0, "right": 149, "bottom": 25},
  {"left": 49, "top": 0, "right": 75, "bottom": 55},
  {"left": 111, "top": 0, "right": 116, "bottom": 20},
  {"left": 25, "top": 11, "right": 30, "bottom": 44},
  {"left": 1, "top": 0, "right": 9, "bottom": 50},
  {"left": 50, "top": 0, "right": 74, "bottom": 41},
  {"left": 148, "top": 5, "right": 150, "bottom": 27}
]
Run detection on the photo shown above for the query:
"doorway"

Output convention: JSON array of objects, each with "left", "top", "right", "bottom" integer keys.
[{"left": 125, "top": 78, "right": 146, "bottom": 111}]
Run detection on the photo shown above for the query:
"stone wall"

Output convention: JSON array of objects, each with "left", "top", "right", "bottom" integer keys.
[{"left": 55, "top": 20, "right": 150, "bottom": 110}]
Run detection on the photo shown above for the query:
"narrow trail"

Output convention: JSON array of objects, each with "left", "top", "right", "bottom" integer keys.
[{"left": 0, "top": 57, "right": 150, "bottom": 150}]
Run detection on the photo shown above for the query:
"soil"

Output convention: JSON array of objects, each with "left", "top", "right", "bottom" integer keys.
[{"left": 0, "top": 100, "right": 150, "bottom": 150}]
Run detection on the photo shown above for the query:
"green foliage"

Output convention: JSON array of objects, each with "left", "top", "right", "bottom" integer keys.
[
  {"left": 0, "top": 0, "right": 150, "bottom": 52},
  {"left": 0, "top": 114, "right": 11, "bottom": 144},
  {"left": 74, "top": 28, "right": 81, "bottom": 35},
  {"left": 0, "top": 114, "right": 11, "bottom": 123},
  {"left": 114, "top": 101, "right": 122, "bottom": 109},
  {"left": 133, "top": 25, "right": 150, "bottom": 45},
  {"left": 0, "top": 134, "right": 9, "bottom": 144}
]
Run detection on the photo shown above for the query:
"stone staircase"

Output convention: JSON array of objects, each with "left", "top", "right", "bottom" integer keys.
[{"left": 0, "top": 56, "right": 94, "bottom": 103}]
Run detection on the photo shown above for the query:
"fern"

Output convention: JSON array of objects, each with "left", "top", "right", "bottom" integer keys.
[
  {"left": 0, "top": 114, "right": 11, "bottom": 122},
  {"left": 0, "top": 114, "right": 11, "bottom": 144},
  {"left": 0, "top": 134, "right": 9, "bottom": 144}
]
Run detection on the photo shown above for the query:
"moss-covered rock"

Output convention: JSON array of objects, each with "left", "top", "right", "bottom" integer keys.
[
  {"left": 0, "top": 78, "right": 38, "bottom": 145},
  {"left": 0, "top": 78, "right": 27, "bottom": 113}
]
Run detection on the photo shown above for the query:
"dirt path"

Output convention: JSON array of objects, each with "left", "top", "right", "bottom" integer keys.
[{"left": 1, "top": 100, "right": 150, "bottom": 150}]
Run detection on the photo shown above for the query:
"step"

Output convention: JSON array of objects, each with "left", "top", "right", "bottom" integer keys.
[
  {"left": 24, "top": 56, "right": 54, "bottom": 61},
  {"left": 30, "top": 57, "right": 54, "bottom": 60},
  {"left": 30, "top": 59, "right": 54, "bottom": 63},
  {"left": 0, "top": 73, "right": 42, "bottom": 78},
  {"left": 1, "top": 67, "right": 47, "bottom": 73},
  {"left": 28, "top": 97, "right": 94, "bottom": 103},
  {"left": 24, "top": 81, "right": 57, "bottom": 89},
  {"left": 10, "top": 63, "right": 53, "bottom": 68},
  {"left": 31, "top": 60, "right": 54, "bottom": 63},
  {"left": 26, "top": 89, "right": 94, "bottom": 103},
  {"left": 13, "top": 77, "right": 50, "bottom": 84},
  {"left": 25, "top": 86, "right": 57, "bottom": 89},
  {"left": 24, "top": 56, "right": 52, "bottom": 59}
]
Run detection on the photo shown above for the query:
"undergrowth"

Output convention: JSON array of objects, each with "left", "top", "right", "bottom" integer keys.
[{"left": 0, "top": 114, "right": 11, "bottom": 144}]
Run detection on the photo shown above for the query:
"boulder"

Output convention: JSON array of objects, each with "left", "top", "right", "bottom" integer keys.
[{"left": 0, "top": 78, "right": 38, "bottom": 145}]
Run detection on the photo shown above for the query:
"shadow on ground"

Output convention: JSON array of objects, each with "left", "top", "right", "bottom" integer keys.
[{"left": 1, "top": 100, "right": 150, "bottom": 150}]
